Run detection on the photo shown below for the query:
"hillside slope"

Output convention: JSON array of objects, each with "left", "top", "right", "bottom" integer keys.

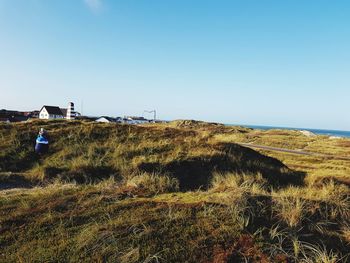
[
  {"left": 0, "top": 120, "right": 302, "bottom": 189},
  {"left": 0, "top": 120, "right": 349, "bottom": 262}
]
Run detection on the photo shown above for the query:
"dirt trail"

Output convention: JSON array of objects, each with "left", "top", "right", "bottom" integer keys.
[{"left": 238, "top": 143, "right": 350, "bottom": 161}]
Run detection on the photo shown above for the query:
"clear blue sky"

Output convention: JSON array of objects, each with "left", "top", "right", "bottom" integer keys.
[{"left": 1, "top": 0, "right": 350, "bottom": 130}]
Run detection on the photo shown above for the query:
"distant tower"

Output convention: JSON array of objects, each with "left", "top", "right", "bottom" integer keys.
[{"left": 66, "top": 102, "right": 75, "bottom": 120}]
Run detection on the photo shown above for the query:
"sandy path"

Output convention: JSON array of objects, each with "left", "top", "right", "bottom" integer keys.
[{"left": 238, "top": 143, "right": 350, "bottom": 161}]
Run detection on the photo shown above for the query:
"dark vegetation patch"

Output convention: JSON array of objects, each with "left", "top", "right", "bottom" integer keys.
[
  {"left": 139, "top": 143, "right": 305, "bottom": 190},
  {"left": 0, "top": 172, "right": 37, "bottom": 190},
  {"left": 43, "top": 165, "right": 121, "bottom": 184}
]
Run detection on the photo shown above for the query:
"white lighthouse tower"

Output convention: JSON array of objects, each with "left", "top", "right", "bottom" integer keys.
[{"left": 66, "top": 102, "right": 75, "bottom": 120}]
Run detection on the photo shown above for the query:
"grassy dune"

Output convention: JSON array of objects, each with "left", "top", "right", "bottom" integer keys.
[
  {"left": 213, "top": 128, "right": 350, "bottom": 186},
  {"left": 0, "top": 120, "right": 349, "bottom": 262}
]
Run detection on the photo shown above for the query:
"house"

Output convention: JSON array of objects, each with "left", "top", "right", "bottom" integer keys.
[
  {"left": 95, "top": 116, "right": 125, "bottom": 123},
  {"left": 24, "top": 110, "right": 39, "bottom": 118},
  {"left": 39, "top": 102, "right": 80, "bottom": 120},
  {"left": 0, "top": 110, "right": 11, "bottom": 122},
  {"left": 61, "top": 108, "right": 81, "bottom": 119},
  {"left": 123, "top": 116, "right": 150, "bottom": 124},
  {"left": 0, "top": 115, "right": 29, "bottom": 123},
  {"left": 0, "top": 117, "right": 10, "bottom": 123},
  {"left": 39, "top": 106, "right": 64, "bottom": 119},
  {"left": 0, "top": 109, "right": 18, "bottom": 116},
  {"left": 95, "top": 116, "right": 118, "bottom": 123},
  {"left": 0, "top": 109, "right": 30, "bottom": 122},
  {"left": 10, "top": 115, "right": 29, "bottom": 122},
  {"left": 76, "top": 116, "right": 97, "bottom": 121},
  {"left": 60, "top": 108, "right": 67, "bottom": 117}
]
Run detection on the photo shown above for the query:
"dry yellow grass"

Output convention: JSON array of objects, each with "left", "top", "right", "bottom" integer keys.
[
  {"left": 212, "top": 126, "right": 350, "bottom": 188},
  {"left": 0, "top": 120, "right": 349, "bottom": 262}
]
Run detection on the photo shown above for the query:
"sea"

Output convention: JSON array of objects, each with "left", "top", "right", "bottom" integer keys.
[{"left": 226, "top": 124, "right": 350, "bottom": 138}]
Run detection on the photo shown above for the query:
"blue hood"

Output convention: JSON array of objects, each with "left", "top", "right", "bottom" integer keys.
[{"left": 36, "top": 135, "right": 49, "bottom": 144}]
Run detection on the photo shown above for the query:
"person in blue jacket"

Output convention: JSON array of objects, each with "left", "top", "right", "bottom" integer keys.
[{"left": 35, "top": 128, "right": 49, "bottom": 155}]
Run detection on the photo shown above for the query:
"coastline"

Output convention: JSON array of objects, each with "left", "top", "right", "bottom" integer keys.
[{"left": 226, "top": 124, "right": 350, "bottom": 138}]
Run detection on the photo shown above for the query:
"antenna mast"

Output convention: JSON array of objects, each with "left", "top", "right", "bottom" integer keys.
[{"left": 143, "top": 110, "right": 157, "bottom": 122}]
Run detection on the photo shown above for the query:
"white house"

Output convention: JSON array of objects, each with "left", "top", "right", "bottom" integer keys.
[
  {"left": 39, "top": 106, "right": 64, "bottom": 119},
  {"left": 96, "top": 116, "right": 122, "bottom": 123},
  {"left": 39, "top": 102, "right": 80, "bottom": 120},
  {"left": 123, "top": 116, "right": 150, "bottom": 124}
]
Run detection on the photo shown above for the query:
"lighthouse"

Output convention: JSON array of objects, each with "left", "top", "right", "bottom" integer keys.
[{"left": 66, "top": 102, "right": 75, "bottom": 120}]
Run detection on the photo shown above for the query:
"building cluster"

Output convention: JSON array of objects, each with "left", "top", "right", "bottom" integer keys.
[
  {"left": 0, "top": 109, "right": 39, "bottom": 123},
  {"left": 39, "top": 103, "right": 78, "bottom": 120},
  {"left": 1, "top": 102, "right": 158, "bottom": 124},
  {"left": 95, "top": 116, "right": 152, "bottom": 124},
  {"left": 0, "top": 102, "right": 78, "bottom": 123}
]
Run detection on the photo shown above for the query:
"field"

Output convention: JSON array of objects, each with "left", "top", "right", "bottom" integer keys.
[{"left": 0, "top": 119, "right": 349, "bottom": 262}]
